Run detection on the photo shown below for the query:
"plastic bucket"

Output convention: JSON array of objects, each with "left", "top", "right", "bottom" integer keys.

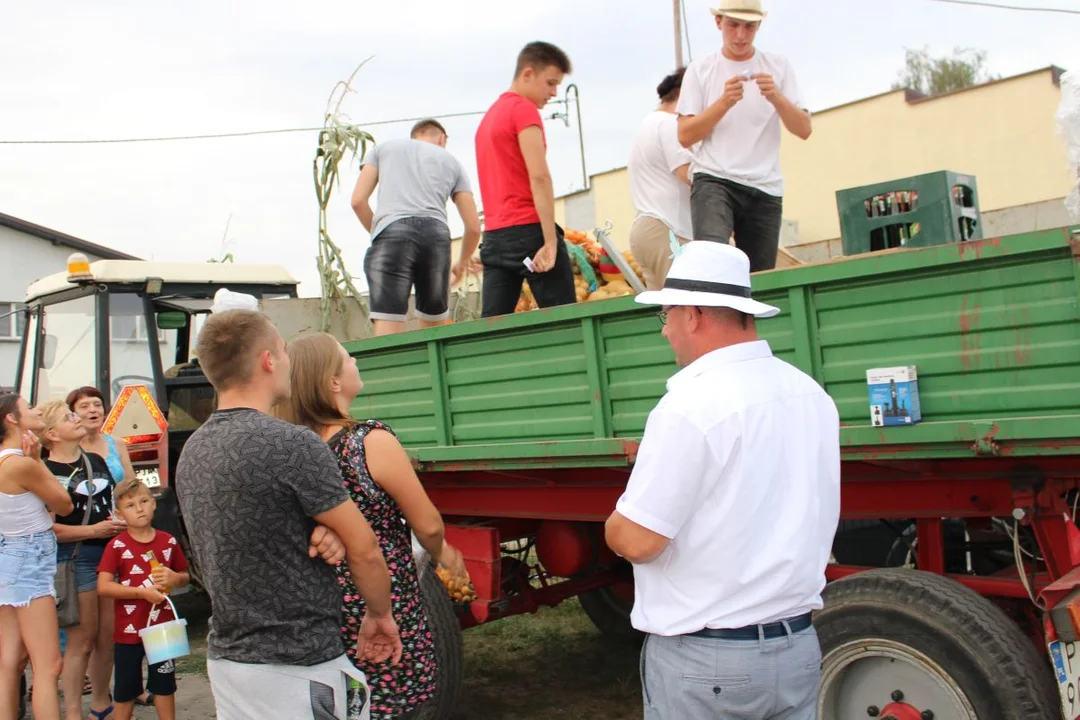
[{"left": 138, "top": 596, "right": 190, "bottom": 665}]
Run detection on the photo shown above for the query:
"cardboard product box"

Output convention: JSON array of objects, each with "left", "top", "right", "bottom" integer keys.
[{"left": 867, "top": 366, "right": 922, "bottom": 427}]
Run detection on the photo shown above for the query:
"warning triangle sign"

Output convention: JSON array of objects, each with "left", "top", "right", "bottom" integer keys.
[{"left": 102, "top": 385, "right": 167, "bottom": 445}]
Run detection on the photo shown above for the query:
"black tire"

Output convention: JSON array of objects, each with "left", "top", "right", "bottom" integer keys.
[
  {"left": 18, "top": 673, "right": 26, "bottom": 720},
  {"left": 579, "top": 586, "right": 642, "bottom": 640},
  {"left": 415, "top": 567, "right": 465, "bottom": 720},
  {"left": 816, "top": 568, "right": 1059, "bottom": 720}
]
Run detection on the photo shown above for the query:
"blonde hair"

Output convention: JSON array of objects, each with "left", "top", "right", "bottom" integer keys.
[
  {"left": 36, "top": 400, "right": 72, "bottom": 447},
  {"left": 114, "top": 477, "right": 151, "bottom": 505},
  {"left": 274, "top": 333, "right": 355, "bottom": 434}
]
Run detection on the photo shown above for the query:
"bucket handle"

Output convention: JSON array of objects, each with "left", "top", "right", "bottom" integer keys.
[{"left": 145, "top": 594, "right": 180, "bottom": 630}]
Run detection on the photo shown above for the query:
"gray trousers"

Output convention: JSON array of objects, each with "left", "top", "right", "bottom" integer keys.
[
  {"left": 640, "top": 626, "right": 821, "bottom": 720},
  {"left": 690, "top": 174, "right": 784, "bottom": 273}
]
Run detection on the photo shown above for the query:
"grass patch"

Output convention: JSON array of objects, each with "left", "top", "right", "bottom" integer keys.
[{"left": 453, "top": 599, "right": 642, "bottom": 720}]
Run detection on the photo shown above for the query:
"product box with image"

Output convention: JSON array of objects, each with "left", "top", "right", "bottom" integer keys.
[{"left": 867, "top": 366, "right": 922, "bottom": 427}]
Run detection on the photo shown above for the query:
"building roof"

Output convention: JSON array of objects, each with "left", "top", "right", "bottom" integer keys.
[
  {"left": 25, "top": 259, "right": 299, "bottom": 303},
  {"left": 0, "top": 211, "right": 139, "bottom": 260}
]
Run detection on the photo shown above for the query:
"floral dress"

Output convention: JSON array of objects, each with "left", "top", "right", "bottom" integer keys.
[{"left": 330, "top": 421, "right": 437, "bottom": 720}]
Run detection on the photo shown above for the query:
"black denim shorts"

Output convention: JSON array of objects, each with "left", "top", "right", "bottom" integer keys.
[{"left": 363, "top": 217, "right": 452, "bottom": 322}]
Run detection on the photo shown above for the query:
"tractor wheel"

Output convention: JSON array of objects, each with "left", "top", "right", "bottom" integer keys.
[
  {"left": 816, "top": 568, "right": 1058, "bottom": 720},
  {"left": 579, "top": 583, "right": 642, "bottom": 640},
  {"left": 415, "top": 565, "right": 465, "bottom": 720}
]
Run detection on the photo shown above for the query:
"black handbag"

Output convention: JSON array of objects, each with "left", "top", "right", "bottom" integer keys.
[{"left": 55, "top": 453, "right": 95, "bottom": 628}]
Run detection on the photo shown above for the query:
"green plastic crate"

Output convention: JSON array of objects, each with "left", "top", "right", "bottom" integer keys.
[{"left": 837, "top": 170, "right": 982, "bottom": 256}]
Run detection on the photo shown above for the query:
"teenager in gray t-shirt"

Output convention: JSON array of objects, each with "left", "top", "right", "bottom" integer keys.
[{"left": 351, "top": 119, "right": 482, "bottom": 336}]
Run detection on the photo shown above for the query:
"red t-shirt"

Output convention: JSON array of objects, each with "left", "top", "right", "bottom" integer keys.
[
  {"left": 474, "top": 92, "right": 546, "bottom": 231},
  {"left": 98, "top": 530, "right": 189, "bottom": 644}
]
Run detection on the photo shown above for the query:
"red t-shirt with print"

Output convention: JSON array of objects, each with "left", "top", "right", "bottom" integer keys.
[
  {"left": 98, "top": 530, "right": 189, "bottom": 644},
  {"left": 474, "top": 91, "right": 546, "bottom": 231}
]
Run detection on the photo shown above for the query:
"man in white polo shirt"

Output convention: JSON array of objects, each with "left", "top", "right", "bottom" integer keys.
[
  {"left": 676, "top": 0, "right": 811, "bottom": 272},
  {"left": 605, "top": 241, "right": 840, "bottom": 719}
]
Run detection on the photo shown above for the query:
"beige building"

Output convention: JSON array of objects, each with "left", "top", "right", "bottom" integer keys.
[{"left": 547, "top": 66, "right": 1074, "bottom": 262}]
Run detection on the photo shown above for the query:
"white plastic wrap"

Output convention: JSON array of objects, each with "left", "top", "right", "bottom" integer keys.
[
  {"left": 1056, "top": 70, "right": 1080, "bottom": 221},
  {"left": 209, "top": 287, "right": 259, "bottom": 314}
]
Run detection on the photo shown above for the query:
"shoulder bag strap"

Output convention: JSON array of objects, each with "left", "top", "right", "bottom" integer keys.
[{"left": 70, "top": 452, "right": 96, "bottom": 561}]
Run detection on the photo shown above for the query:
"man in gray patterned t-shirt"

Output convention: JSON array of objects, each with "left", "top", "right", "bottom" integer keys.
[{"left": 177, "top": 309, "right": 401, "bottom": 719}]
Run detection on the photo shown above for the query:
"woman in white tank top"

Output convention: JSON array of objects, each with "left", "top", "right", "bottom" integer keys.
[{"left": 0, "top": 393, "right": 75, "bottom": 720}]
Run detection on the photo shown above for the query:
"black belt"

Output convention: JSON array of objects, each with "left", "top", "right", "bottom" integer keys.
[{"left": 686, "top": 613, "right": 812, "bottom": 641}]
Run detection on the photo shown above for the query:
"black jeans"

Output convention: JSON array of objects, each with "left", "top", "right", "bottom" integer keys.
[
  {"left": 690, "top": 174, "right": 784, "bottom": 272},
  {"left": 479, "top": 223, "right": 575, "bottom": 317}
]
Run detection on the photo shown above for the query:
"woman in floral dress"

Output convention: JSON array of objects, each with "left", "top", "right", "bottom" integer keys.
[{"left": 277, "top": 333, "right": 467, "bottom": 720}]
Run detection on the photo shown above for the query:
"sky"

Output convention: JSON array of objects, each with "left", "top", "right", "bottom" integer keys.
[{"left": 2, "top": 0, "right": 1078, "bottom": 297}]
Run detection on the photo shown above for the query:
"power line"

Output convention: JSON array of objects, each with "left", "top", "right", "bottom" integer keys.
[
  {"left": 0, "top": 109, "right": 488, "bottom": 146},
  {"left": 925, "top": 0, "right": 1080, "bottom": 14}
]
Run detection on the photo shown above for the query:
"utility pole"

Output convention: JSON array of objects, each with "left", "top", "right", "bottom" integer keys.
[{"left": 673, "top": 0, "right": 684, "bottom": 68}]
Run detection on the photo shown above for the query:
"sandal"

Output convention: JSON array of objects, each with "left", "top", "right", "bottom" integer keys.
[
  {"left": 135, "top": 693, "right": 155, "bottom": 706},
  {"left": 88, "top": 706, "right": 114, "bottom": 720},
  {"left": 82, "top": 676, "right": 92, "bottom": 695}
]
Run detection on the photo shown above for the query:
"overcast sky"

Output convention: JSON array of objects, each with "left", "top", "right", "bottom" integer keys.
[{"left": 2, "top": 0, "right": 1078, "bottom": 296}]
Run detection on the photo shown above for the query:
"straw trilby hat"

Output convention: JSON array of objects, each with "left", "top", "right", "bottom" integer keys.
[{"left": 711, "top": 0, "right": 767, "bottom": 22}]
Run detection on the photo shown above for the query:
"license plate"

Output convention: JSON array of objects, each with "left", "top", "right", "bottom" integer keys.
[
  {"left": 1049, "top": 640, "right": 1080, "bottom": 719},
  {"left": 135, "top": 468, "right": 161, "bottom": 489}
]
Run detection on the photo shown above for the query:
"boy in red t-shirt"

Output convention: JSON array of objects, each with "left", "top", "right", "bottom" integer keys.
[
  {"left": 98, "top": 478, "right": 190, "bottom": 720},
  {"left": 475, "top": 41, "right": 577, "bottom": 317}
]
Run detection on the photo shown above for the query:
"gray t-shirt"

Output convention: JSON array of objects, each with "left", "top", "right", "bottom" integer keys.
[
  {"left": 176, "top": 408, "right": 350, "bottom": 666},
  {"left": 363, "top": 138, "right": 471, "bottom": 240}
]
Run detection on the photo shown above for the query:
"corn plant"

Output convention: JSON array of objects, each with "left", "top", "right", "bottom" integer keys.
[{"left": 314, "top": 60, "right": 376, "bottom": 332}]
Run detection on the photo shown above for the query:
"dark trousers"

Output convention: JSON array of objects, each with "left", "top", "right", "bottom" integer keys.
[
  {"left": 479, "top": 223, "right": 576, "bottom": 317},
  {"left": 690, "top": 174, "right": 784, "bottom": 272}
]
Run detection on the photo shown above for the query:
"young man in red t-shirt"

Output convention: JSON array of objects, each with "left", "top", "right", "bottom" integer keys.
[
  {"left": 98, "top": 478, "right": 190, "bottom": 720},
  {"left": 474, "top": 41, "right": 576, "bottom": 317}
]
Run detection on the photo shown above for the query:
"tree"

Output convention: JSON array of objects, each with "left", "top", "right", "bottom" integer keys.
[{"left": 892, "top": 47, "right": 998, "bottom": 97}]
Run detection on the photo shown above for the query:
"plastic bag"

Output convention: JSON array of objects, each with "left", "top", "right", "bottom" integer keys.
[
  {"left": 1056, "top": 71, "right": 1080, "bottom": 220},
  {"left": 209, "top": 288, "right": 259, "bottom": 314}
]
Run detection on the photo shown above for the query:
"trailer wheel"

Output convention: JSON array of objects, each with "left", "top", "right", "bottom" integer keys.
[
  {"left": 415, "top": 565, "right": 465, "bottom": 720},
  {"left": 816, "top": 568, "right": 1058, "bottom": 720},
  {"left": 579, "top": 584, "right": 642, "bottom": 640}
]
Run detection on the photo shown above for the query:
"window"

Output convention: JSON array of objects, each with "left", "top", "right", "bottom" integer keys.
[
  {"left": 0, "top": 302, "right": 27, "bottom": 341},
  {"left": 110, "top": 302, "right": 164, "bottom": 343}
]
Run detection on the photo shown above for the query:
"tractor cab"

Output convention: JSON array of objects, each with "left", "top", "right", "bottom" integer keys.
[{"left": 15, "top": 253, "right": 299, "bottom": 492}]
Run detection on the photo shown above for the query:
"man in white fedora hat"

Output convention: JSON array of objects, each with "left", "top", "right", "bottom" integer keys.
[
  {"left": 605, "top": 242, "right": 840, "bottom": 719},
  {"left": 676, "top": 0, "right": 811, "bottom": 273}
]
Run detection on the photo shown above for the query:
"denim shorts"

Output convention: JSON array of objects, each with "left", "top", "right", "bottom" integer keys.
[
  {"left": 364, "top": 217, "right": 452, "bottom": 323},
  {"left": 56, "top": 542, "right": 105, "bottom": 594},
  {"left": 0, "top": 530, "right": 58, "bottom": 608}
]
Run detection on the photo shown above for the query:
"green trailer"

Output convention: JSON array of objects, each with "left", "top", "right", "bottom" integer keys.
[
  {"left": 344, "top": 226, "right": 1080, "bottom": 720},
  {"left": 14, "top": 226, "right": 1080, "bottom": 719}
]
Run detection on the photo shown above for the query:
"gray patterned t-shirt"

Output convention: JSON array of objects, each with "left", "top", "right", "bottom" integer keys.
[{"left": 176, "top": 408, "right": 350, "bottom": 666}]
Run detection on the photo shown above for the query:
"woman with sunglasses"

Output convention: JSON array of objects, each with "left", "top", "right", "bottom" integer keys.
[
  {"left": 0, "top": 394, "right": 73, "bottom": 720},
  {"left": 37, "top": 401, "right": 126, "bottom": 720}
]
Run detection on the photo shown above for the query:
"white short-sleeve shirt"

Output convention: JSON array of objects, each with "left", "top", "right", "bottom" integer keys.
[
  {"left": 628, "top": 111, "right": 693, "bottom": 240},
  {"left": 676, "top": 49, "right": 804, "bottom": 197},
  {"left": 615, "top": 340, "right": 840, "bottom": 636}
]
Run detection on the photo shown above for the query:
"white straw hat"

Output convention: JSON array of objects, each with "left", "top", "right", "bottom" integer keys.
[
  {"left": 635, "top": 241, "right": 779, "bottom": 318},
  {"left": 711, "top": 0, "right": 767, "bottom": 22}
]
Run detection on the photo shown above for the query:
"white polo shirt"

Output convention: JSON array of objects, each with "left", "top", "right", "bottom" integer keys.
[
  {"left": 615, "top": 340, "right": 840, "bottom": 637},
  {"left": 676, "top": 49, "right": 804, "bottom": 197}
]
